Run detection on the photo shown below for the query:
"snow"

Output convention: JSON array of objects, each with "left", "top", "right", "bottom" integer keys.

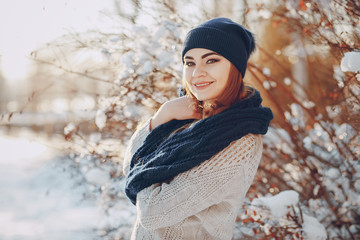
[
  {"left": 95, "top": 109, "right": 107, "bottom": 130},
  {"left": 258, "top": 9, "right": 272, "bottom": 19},
  {"left": 263, "top": 80, "right": 271, "bottom": 89},
  {"left": 154, "top": 20, "right": 181, "bottom": 41},
  {"left": 262, "top": 67, "right": 271, "bottom": 76},
  {"left": 262, "top": 76, "right": 275, "bottom": 89},
  {"left": 123, "top": 104, "right": 143, "bottom": 118},
  {"left": 350, "top": 83, "right": 360, "bottom": 96},
  {"left": 121, "top": 51, "right": 135, "bottom": 69},
  {"left": 333, "top": 65, "right": 345, "bottom": 88},
  {"left": 141, "top": 60, "right": 154, "bottom": 75},
  {"left": 0, "top": 137, "right": 52, "bottom": 167},
  {"left": 0, "top": 134, "right": 136, "bottom": 240},
  {"left": 252, "top": 190, "right": 299, "bottom": 218},
  {"left": 325, "top": 105, "right": 341, "bottom": 119},
  {"left": 313, "top": 184, "right": 320, "bottom": 196},
  {"left": 302, "top": 214, "right": 327, "bottom": 240},
  {"left": 64, "top": 122, "right": 76, "bottom": 135},
  {"left": 290, "top": 103, "right": 305, "bottom": 128},
  {"left": 340, "top": 51, "right": 360, "bottom": 72},
  {"left": 325, "top": 168, "right": 340, "bottom": 179},
  {"left": 355, "top": 179, "right": 360, "bottom": 192},
  {"left": 156, "top": 51, "right": 174, "bottom": 68},
  {"left": 85, "top": 168, "right": 110, "bottom": 185},
  {"left": 270, "top": 81, "right": 277, "bottom": 87},
  {"left": 303, "top": 100, "right": 315, "bottom": 109}
]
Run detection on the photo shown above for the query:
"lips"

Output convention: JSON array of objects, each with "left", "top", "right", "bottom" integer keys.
[{"left": 194, "top": 81, "right": 214, "bottom": 89}]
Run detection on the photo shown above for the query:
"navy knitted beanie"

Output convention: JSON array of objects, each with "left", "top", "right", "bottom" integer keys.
[{"left": 182, "top": 17, "right": 255, "bottom": 78}]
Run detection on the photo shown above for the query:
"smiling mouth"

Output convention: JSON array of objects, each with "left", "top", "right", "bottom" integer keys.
[{"left": 194, "top": 82, "right": 214, "bottom": 88}]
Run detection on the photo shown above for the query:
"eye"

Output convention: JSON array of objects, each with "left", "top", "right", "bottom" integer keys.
[
  {"left": 185, "top": 61, "right": 195, "bottom": 67},
  {"left": 206, "top": 59, "right": 220, "bottom": 64}
]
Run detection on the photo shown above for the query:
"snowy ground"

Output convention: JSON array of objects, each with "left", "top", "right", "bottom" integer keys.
[{"left": 0, "top": 131, "right": 136, "bottom": 240}]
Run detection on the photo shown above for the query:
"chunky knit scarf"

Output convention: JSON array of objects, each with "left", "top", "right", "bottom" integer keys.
[{"left": 125, "top": 89, "right": 273, "bottom": 205}]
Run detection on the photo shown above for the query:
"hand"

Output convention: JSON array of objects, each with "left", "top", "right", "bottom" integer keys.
[{"left": 150, "top": 96, "right": 202, "bottom": 130}]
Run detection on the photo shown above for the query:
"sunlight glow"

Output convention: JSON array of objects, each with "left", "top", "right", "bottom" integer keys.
[{"left": 0, "top": 0, "right": 114, "bottom": 81}]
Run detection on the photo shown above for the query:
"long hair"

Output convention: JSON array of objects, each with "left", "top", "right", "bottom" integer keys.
[{"left": 183, "top": 63, "right": 251, "bottom": 118}]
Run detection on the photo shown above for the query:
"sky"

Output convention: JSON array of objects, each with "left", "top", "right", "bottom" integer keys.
[{"left": 0, "top": 0, "right": 115, "bottom": 81}]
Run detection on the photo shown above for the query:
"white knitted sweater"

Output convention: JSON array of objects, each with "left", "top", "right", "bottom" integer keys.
[{"left": 123, "top": 119, "right": 263, "bottom": 240}]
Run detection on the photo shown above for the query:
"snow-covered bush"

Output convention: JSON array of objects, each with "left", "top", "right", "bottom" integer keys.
[
  {"left": 233, "top": 191, "right": 327, "bottom": 239},
  {"left": 237, "top": 1, "right": 359, "bottom": 239},
  {"left": 30, "top": 0, "right": 359, "bottom": 239}
]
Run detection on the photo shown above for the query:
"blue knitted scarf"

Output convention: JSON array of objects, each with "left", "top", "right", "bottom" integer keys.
[{"left": 125, "top": 89, "right": 273, "bottom": 205}]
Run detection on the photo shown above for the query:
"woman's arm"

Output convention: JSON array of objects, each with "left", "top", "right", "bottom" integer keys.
[
  {"left": 136, "top": 134, "right": 263, "bottom": 230},
  {"left": 123, "top": 96, "right": 202, "bottom": 175}
]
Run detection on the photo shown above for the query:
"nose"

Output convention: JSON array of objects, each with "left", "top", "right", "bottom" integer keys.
[{"left": 192, "top": 64, "right": 206, "bottom": 78}]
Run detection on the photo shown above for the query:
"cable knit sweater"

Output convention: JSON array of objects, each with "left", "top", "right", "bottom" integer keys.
[{"left": 123, "top": 119, "right": 263, "bottom": 240}]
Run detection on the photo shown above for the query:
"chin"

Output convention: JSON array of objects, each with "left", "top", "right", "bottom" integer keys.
[
  {"left": 191, "top": 90, "right": 218, "bottom": 101},
  {"left": 194, "top": 94, "right": 206, "bottom": 101},
  {"left": 194, "top": 95, "right": 215, "bottom": 101}
]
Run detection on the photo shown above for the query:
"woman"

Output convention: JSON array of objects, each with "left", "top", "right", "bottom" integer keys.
[{"left": 123, "top": 18, "right": 273, "bottom": 239}]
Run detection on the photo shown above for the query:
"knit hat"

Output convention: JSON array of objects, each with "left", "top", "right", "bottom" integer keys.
[{"left": 182, "top": 17, "right": 255, "bottom": 78}]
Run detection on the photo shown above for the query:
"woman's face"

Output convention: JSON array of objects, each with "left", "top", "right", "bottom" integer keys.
[{"left": 183, "top": 48, "right": 231, "bottom": 101}]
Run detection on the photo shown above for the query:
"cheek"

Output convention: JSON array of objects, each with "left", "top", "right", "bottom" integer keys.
[
  {"left": 208, "top": 69, "right": 227, "bottom": 84},
  {"left": 214, "top": 64, "right": 230, "bottom": 85},
  {"left": 184, "top": 69, "right": 193, "bottom": 84}
]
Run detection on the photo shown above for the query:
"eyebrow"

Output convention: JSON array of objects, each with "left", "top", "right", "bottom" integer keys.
[{"left": 184, "top": 52, "right": 220, "bottom": 60}]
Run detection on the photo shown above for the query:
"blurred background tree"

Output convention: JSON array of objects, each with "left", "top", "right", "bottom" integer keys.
[{"left": 1, "top": 0, "right": 359, "bottom": 239}]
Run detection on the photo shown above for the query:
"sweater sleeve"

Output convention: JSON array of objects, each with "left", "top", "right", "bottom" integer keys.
[
  {"left": 136, "top": 134, "right": 263, "bottom": 230},
  {"left": 123, "top": 119, "right": 152, "bottom": 176}
]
